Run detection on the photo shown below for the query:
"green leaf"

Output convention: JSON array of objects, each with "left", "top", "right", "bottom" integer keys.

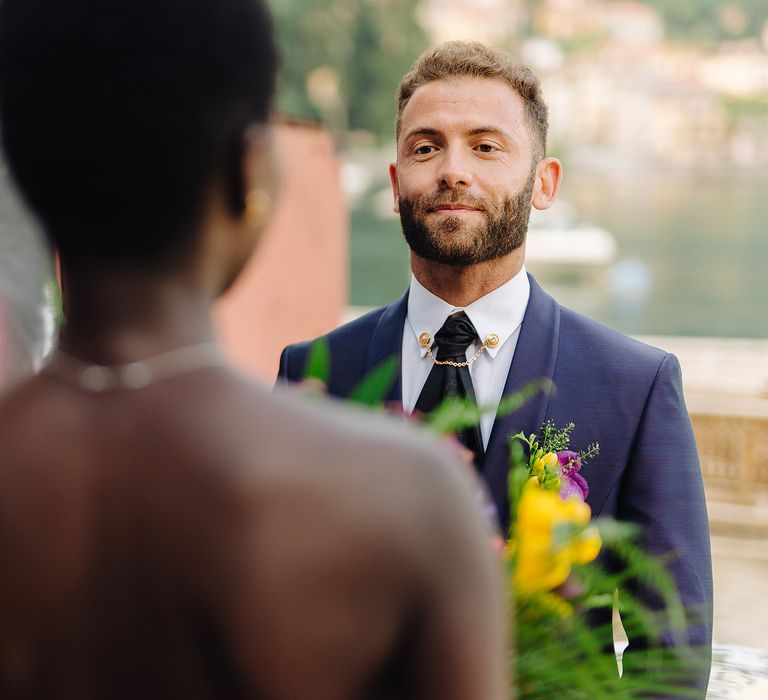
[
  {"left": 427, "top": 378, "right": 552, "bottom": 435},
  {"left": 45, "top": 277, "right": 65, "bottom": 327},
  {"left": 593, "top": 518, "right": 640, "bottom": 545},
  {"left": 302, "top": 338, "right": 330, "bottom": 384},
  {"left": 425, "top": 396, "right": 485, "bottom": 433},
  {"left": 348, "top": 356, "right": 398, "bottom": 406},
  {"left": 506, "top": 460, "right": 530, "bottom": 537},
  {"left": 495, "top": 377, "right": 554, "bottom": 419}
]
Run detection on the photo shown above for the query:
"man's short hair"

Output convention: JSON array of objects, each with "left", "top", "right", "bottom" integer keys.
[
  {"left": 0, "top": 0, "right": 277, "bottom": 265},
  {"left": 396, "top": 41, "right": 548, "bottom": 161}
]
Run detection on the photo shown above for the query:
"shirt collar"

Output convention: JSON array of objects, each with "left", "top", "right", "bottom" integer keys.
[{"left": 406, "top": 266, "right": 530, "bottom": 359}]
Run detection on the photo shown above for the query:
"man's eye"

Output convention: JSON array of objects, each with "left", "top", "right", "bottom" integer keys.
[
  {"left": 414, "top": 145, "right": 435, "bottom": 155},
  {"left": 476, "top": 143, "right": 496, "bottom": 153}
]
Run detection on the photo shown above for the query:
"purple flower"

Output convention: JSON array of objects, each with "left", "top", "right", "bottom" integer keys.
[{"left": 557, "top": 450, "right": 589, "bottom": 501}]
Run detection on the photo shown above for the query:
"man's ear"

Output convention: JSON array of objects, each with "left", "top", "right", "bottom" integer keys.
[
  {"left": 388, "top": 162, "right": 400, "bottom": 214},
  {"left": 532, "top": 157, "right": 562, "bottom": 211}
]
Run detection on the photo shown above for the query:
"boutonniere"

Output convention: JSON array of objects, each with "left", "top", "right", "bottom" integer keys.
[{"left": 511, "top": 420, "right": 600, "bottom": 501}]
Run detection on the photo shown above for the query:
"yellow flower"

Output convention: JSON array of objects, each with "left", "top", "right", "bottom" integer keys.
[
  {"left": 531, "top": 451, "right": 559, "bottom": 476},
  {"left": 559, "top": 495, "right": 591, "bottom": 526},
  {"left": 510, "top": 480, "right": 602, "bottom": 598},
  {"left": 568, "top": 526, "right": 602, "bottom": 564}
]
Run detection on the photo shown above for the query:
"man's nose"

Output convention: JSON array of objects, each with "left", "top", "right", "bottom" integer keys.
[{"left": 437, "top": 147, "right": 473, "bottom": 190}]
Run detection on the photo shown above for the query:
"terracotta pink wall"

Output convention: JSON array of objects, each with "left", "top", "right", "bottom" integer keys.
[{"left": 215, "top": 123, "right": 348, "bottom": 383}]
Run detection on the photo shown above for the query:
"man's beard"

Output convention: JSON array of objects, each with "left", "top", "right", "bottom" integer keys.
[{"left": 398, "top": 169, "right": 536, "bottom": 266}]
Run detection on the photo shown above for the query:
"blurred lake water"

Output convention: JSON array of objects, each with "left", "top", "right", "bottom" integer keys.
[{"left": 350, "top": 168, "right": 768, "bottom": 339}]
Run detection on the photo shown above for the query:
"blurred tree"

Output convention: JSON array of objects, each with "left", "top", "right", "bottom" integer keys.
[
  {"left": 523, "top": 1, "right": 768, "bottom": 44},
  {"left": 272, "top": 0, "right": 427, "bottom": 142}
]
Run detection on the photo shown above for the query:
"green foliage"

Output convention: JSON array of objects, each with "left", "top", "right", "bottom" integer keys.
[
  {"left": 348, "top": 356, "right": 398, "bottom": 406},
  {"left": 498, "top": 377, "right": 555, "bottom": 419},
  {"left": 44, "top": 277, "right": 64, "bottom": 328},
  {"left": 540, "top": 419, "right": 574, "bottom": 453},
  {"left": 524, "top": 0, "right": 768, "bottom": 44},
  {"left": 515, "top": 589, "right": 705, "bottom": 699},
  {"left": 302, "top": 338, "right": 331, "bottom": 384},
  {"left": 425, "top": 395, "right": 485, "bottom": 434},
  {"left": 513, "top": 420, "right": 600, "bottom": 475},
  {"left": 559, "top": 32, "right": 608, "bottom": 56},
  {"left": 724, "top": 96, "right": 768, "bottom": 119},
  {"left": 509, "top": 469, "right": 706, "bottom": 696},
  {"left": 272, "top": 0, "right": 428, "bottom": 141},
  {"left": 638, "top": 0, "right": 768, "bottom": 43},
  {"left": 507, "top": 451, "right": 530, "bottom": 527},
  {"left": 426, "top": 378, "right": 552, "bottom": 435}
]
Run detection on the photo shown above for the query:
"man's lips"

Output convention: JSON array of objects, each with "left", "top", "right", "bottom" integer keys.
[{"left": 428, "top": 204, "right": 481, "bottom": 213}]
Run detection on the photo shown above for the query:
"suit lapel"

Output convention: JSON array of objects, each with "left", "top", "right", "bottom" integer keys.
[
  {"left": 482, "top": 275, "right": 560, "bottom": 534},
  {"left": 364, "top": 280, "right": 561, "bottom": 531},
  {"left": 365, "top": 292, "right": 408, "bottom": 404}
]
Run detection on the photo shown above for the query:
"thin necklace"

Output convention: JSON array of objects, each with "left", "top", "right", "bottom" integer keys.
[{"left": 44, "top": 341, "right": 223, "bottom": 392}]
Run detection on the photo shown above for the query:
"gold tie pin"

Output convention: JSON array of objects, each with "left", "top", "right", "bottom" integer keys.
[{"left": 420, "top": 332, "right": 500, "bottom": 368}]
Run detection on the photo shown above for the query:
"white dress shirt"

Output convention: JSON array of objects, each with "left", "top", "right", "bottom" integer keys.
[{"left": 401, "top": 267, "right": 531, "bottom": 448}]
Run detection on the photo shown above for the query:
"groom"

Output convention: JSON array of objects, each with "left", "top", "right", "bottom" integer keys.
[{"left": 279, "top": 41, "right": 712, "bottom": 688}]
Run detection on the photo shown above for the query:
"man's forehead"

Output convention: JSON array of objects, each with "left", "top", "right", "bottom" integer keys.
[{"left": 399, "top": 76, "right": 527, "bottom": 138}]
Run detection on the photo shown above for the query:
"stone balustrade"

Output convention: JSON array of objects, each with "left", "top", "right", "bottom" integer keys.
[{"left": 690, "top": 406, "right": 768, "bottom": 504}]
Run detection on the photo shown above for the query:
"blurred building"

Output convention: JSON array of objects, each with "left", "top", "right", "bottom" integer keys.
[
  {"left": 525, "top": 1, "right": 768, "bottom": 170},
  {"left": 534, "top": 0, "right": 663, "bottom": 47},
  {"left": 698, "top": 42, "right": 768, "bottom": 97},
  {"left": 544, "top": 56, "right": 730, "bottom": 168},
  {"left": 417, "top": 0, "right": 525, "bottom": 45},
  {"left": 215, "top": 121, "right": 348, "bottom": 381}
]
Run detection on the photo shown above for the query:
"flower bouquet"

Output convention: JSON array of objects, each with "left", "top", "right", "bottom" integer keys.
[
  {"left": 302, "top": 342, "right": 706, "bottom": 698},
  {"left": 505, "top": 421, "right": 704, "bottom": 698}
]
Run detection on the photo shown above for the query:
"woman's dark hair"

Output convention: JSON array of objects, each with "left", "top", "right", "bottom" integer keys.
[{"left": 0, "top": 0, "right": 277, "bottom": 263}]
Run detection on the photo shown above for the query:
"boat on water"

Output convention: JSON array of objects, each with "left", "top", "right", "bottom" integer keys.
[{"left": 526, "top": 201, "right": 617, "bottom": 277}]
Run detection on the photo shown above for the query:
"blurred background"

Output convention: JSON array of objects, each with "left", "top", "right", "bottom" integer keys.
[
  {"left": 0, "top": 1, "right": 766, "bottom": 696},
  {"left": 274, "top": 0, "right": 768, "bottom": 339}
]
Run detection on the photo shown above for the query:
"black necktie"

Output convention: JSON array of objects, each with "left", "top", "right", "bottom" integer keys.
[{"left": 414, "top": 311, "right": 484, "bottom": 467}]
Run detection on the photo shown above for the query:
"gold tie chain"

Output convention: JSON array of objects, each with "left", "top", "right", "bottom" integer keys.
[{"left": 420, "top": 332, "right": 500, "bottom": 368}]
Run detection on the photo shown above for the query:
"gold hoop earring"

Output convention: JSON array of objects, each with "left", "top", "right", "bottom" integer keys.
[{"left": 244, "top": 189, "right": 271, "bottom": 227}]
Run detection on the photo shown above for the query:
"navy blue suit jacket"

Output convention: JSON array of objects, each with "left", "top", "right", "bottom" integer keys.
[{"left": 278, "top": 275, "right": 713, "bottom": 690}]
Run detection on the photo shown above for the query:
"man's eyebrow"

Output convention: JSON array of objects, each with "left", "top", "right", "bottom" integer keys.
[
  {"left": 402, "top": 127, "right": 441, "bottom": 142},
  {"left": 402, "top": 125, "right": 516, "bottom": 143},
  {"left": 466, "top": 126, "right": 512, "bottom": 139}
]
